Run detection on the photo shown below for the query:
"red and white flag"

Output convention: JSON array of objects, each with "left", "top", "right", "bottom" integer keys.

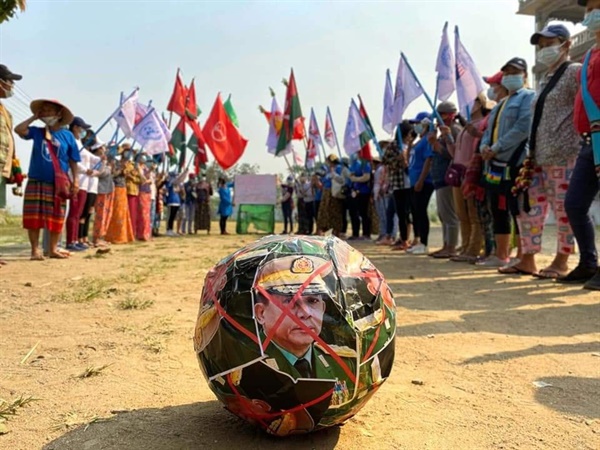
[{"left": 324, "top": 106, "right": 337, "bottom": 149}]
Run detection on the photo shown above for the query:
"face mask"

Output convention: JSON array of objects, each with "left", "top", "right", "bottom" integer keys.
[
  {"left": 501, "top": 74, "right": 525, "bottom": 91},
  {"left": 487, "top": 87, "right": 497, "bottom": 101},
  {"left": 414, "top": 124, "right": 424, "bottom": 135},
  {"left": 41, "top": 116, "right": 60, "bottom": 127},
  {"left": 582, "top": 9, "right": 600, "bottom": 32},
  {"left": 0, "top": 81, "right": 13, "bottom": 97},
  {"left": 79, "top": 129, "right": 87, "bottom": 140},
  {"left": 536, "top": 44, "right": 564, "bottom": 66}
]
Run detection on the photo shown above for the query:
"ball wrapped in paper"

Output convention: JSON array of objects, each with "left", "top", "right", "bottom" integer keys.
[{"left": 194, "top": 235, "right": 396, "bottom": 436}]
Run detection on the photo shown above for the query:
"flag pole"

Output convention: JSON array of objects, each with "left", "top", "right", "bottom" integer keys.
[
  {"left": 327, "top": 106, "right": 344, "bottom": 159},
  {"left": 357, "top": 94, "right": 383, "bottom": 157},
  {"left": 401, "top": 53, "right": 444, "bottom": 124},
  {"left": 95, "top": 87, "right": 139, "bottom": 137}
]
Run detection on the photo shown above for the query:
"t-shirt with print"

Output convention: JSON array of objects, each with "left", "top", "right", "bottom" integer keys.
[
  {"left": 24, "top": 126, "right": 81, "bottom": 183},
  {"left": 408, "top": 138, "right": 433, "bottom": 187}
]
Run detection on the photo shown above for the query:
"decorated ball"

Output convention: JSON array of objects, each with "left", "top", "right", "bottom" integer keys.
[{"left": 193, "top": 235, "right": 396, "bottom": 436}]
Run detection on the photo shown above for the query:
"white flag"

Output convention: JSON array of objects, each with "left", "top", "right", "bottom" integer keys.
[
  {"left": 435, "top": 22, "right": 456, "bottom": 102},
  {"left": 382, "top": 69, "right": 395, "bottom": 134},
  {"left": 392, "top": 54, "right": 424, "bottom": 125},
  {"left": 112, "top": 89, "right": 138, "bottom": 138},
  {"left": 324, "top": 106, "right": 337, "bottom": 149},
  {"left": 455, "top": 26, "right": 485, "bottom": 117},
  {"left": 343, "top": 99, "right": 368, "bottom": 156},
  {"left": 132, "top": 107, "right": 171, "bottom": 155},
  {"left": 266, "top": 97, "right": 284, "bottom": 155}
]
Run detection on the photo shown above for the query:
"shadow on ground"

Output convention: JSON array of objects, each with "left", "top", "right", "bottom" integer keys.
[
  {"left": 43, "top": 401, "right": 341, "bottom": 450},
  {"left": 533, "top": 376, "right": 600, "bottom": 419}
]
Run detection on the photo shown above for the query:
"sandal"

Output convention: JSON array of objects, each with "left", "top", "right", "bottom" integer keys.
[
  {"left": 498, "top": 265, "right": 537, "bottom": 276},
  {"left": 532, "top": 268, "right": 568, "bottom": 280}
]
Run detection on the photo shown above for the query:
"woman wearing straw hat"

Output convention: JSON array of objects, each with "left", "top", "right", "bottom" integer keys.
[{"left": 15, "top": 99, "right": 81, "bottom": 260}]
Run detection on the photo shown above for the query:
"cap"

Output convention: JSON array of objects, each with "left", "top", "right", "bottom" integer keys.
[
  {"left": 30, "top": 99, "right": 74, "bottom": 127},
  {"left": 71, "top": 116, "right": 91, "bottom": 130},
  {"left": 255, "top": 255, "right": 333, "bottom": 296},
  {"left": 436, "top": 101, "right": 458, "bottom": 114},
  {"left": 286, "top": 175, "right": 294, "bottom": 183},
  {"left": 91, "top": 139, "right": 106, "bottom": 151},
  {"left": 530, "top": 24, "right": 571, "bottom": 45},
  {"left": 0, "top": 64, "right": 22, "bottom": 81},
  {"left": 501, "top": 57, "right": 528, "bottom": 72},
  {"left": 483, "top": 71, "right": 503, "bottom": 85},
  {"left": 409, "top": 112, "right": 431, "bottom": 123},
  {"left": 326, "top": 153, "right": 339, "bottom": 163}
]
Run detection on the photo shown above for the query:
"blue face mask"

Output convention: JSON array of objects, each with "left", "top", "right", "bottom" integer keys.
[
  {"left": 501, "top": 74, "right": 525, "bottom": 91},
  {"left": 414, "top": 124, "right": 424, "bottom": 135},
  {"left": 583, "top": 9, "right": 600, "bottom": 32}
]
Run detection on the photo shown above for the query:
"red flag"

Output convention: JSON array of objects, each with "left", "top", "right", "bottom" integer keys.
[
  {"left": 186, "top": 78, "right": 200, "bottom": 121},
  {"left": 293, "top": 117, "right": 305, "bottom": 140},
  {"left": 203, "top": 94, "right": 248, "bottom": 170},
  {"left": 167, "top": 70, "right": 187, "bottom": 117},
  {"left": 358, "top": 98, "right": 373, "bottom": 161}
]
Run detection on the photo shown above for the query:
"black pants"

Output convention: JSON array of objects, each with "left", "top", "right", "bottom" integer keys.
[
  {"left": 349, "top": 193, "right": 372, "bottom": 238},
  {"left": 79, "top": 192, "right": 97, "bottom": 240},
  {"left": 304, "top": 201, "right": 315, "bottom": 235},
  {"left": 167, "top": 205, "right": 179, "bottom": 231},
  {"left": 219, "top": 215, "right": 228, "bottom": 234},
  {"left": 282, "top": 201, "right": 293, "bottom": 233},
  {"left": 297, "top": 199, "right": 307, "bottom": 233},
  {"left": 488, "top": 191, "right": 520, "bottom": 235},
  {"left": 411, "top": 183, "right": 434, "bottom": 246},
  {"left": 342, "top": 198, "right": 349, "bottom": 234},
  {"left": 393, "top": 189, "right": 411, "bottom": 242},
  {"left": 314, "top": 200, "right": 320, "bottom": 221}
]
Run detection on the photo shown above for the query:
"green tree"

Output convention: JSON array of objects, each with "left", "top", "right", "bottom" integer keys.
[{"left": 0, "top": 0, "right": 26, "bottom": 24}]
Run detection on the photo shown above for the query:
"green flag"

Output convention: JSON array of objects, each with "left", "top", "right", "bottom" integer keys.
[
  {"left": 224, "top": 95, "right": 239, "bottom": 128},
  {"left": 276, "top": 69, "right": 303, "bottom": 154}
]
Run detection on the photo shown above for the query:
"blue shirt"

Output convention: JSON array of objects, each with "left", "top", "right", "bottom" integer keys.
[
  {"left": 408, "top": 138, "right": 433, "bottom": 186},
  {"left": 480, "top": 88, "right": 535, "bottom": 164},
  {"left": 218, "top": 184, "right": 233, "bottom": 217},
  {"left": 24, "top": 127, "right": 81, "bottom": 183},
  {"left": 184, "top": 181, "right": 195, "bottom": 205},
  {"left": 166, "top": 181, "right": 181, "bottom": 205},
  {"left": 349, "top": 159, "right": 372, "bottom": 194}
]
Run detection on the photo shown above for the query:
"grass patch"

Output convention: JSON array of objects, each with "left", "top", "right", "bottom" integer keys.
[
  {"left": 50, "top": 411, "right": 105, "bottom": 432},
  {"left": 0, "top": 395, "right": 39, "bottom": 422},
  {"left": 118, "top": 269, "right": 150, "bottom": 284},
  {"left": 0, "top": 213, "right": 28, "bottom": 246},
  {"left": 52, "top": 278, "right": 116, "bottom": 304},
  {"left": 144, "top": 316, "right": 174, "bottom": 335},
  {"left": 116, "top": 296, "right": 154, "bottom": 310},
  {"left": 143, "top": 336, "right": 165, "bottom": 354},
  {"left": 76, "top": 364, "right": 112, "bottom": 379}
]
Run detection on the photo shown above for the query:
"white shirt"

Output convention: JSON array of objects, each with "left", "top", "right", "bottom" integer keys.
[{"left": 77, "top": 149, "right": 101, "bottom": 193}]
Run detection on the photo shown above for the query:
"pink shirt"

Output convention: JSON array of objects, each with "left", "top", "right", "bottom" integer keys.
[{"left": 453, "top": 117, "right": 485, "bottom": 166}]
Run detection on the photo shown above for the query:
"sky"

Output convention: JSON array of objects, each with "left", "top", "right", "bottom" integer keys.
[{"left": 0, "top": 0, "right": 584, "bottom": 212}]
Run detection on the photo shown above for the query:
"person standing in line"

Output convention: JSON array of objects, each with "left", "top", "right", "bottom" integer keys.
[
  {"left": 105, "top": 147, "right": 135, "bottom": 244},
  {"left": 136, "top": 153, "right": 153, "bottom": 241},
  {"left": 559, "top": 0, "right": 600, "bottom": 290},
  {"left": 165, "top": 170, "right": 188, "bottom": 237},
  {"left": 15, "top": 99, "right": 80, "bottom": 260},
  {"left": 0, "top": 64, "right": 22, "bottom": 266},
  {"left": 280, "top": 175, "right": 294, "bottom": 234},
  {"left": 182, "top": 173, "right": 197, "bottom": 235},
  {"left": 194, "top": 173, "right": 213, "bottom": 234},
  {"left": 217, "top": 177, "right": 233, "bottom": 235},
  {"left": 92, "top": 144, "right": 114, "bottom": 247},
  {"left": 300, "top": 173, "right": 315, "bottom": 235},
  {"left": 348, "top": 154, "right": 372, "bottom": 240}
]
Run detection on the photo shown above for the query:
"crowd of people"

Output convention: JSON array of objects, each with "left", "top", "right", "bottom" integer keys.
[
  {"left": 276, "top": 18, "right": 600, "bottom": 291},
  {"left": 0, "top": 3, "right": 598, "bottom": 291},
  {"left": 0, "top": 72, "right": 237, "bottom": 263}
]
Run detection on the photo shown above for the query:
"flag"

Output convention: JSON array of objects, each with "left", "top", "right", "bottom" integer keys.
[
  {"left": 276, "top": 69, "right": 304, "bottom": 155},
  {"left": 167, "top": 70, "right": 187, "bottom": 117},
  {"left": 224, "top": 95, "right": 239, "bottom": 128},
  {"left": 392, "top": 54, "right": 424, "bottom": 125},
  {"left": 308, "top": 108, "right": 323, "bottom": 149},
  {"left": 266, "top": 97, "right": 283, "bottom": 155},
  {"left": 343, "top": 99, "right": 368, "bottom": 156},
  {"left": 132, "top": 108, "right": 172, "bottom": 155},
  {"left": 134, "top": 102, "right": 149, "bottom": 126},
  {"left": 324, "top": 107, "right": 337, "bottom": 149},
  {"left": 185, "top": 78, "right": 201, "bottom": 121},
  {"left": 203, "top": 93, "right": 248, "bottom": 170},
  {"left": 435, "top": 22, "right": 456, "bottom": 103},
  {"left": 382, "top": 69, "right": 395, "bottom": 135},
  {"left": 170, "top": 117, "right": 186, "bottom": 166},
  {"left": 112, "top": 90, "right": 138, "bottom": 139},
  {"left": 358, "top": 96, "right": 374, "bottom": 161},
  {"left": 455, "top": 26, "right": 485, "bottom": 117},
  {"left": 187, "top": 122, "right": 208, "bottom": 171}
]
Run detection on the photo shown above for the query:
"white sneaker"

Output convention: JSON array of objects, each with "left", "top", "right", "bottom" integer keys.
[
  {"left": 166, "top": 230, "right": 177, "bottom": 237},
  {"left": 475, "top": 255, "right": 510, "bottom": 267},
  {"left": 407, "top": 244, "right": 428, "bottom": 255}
]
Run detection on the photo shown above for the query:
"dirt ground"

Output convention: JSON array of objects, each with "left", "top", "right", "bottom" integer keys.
[{"left": 0, "top": 223, "right": 598, "bottom": 450}]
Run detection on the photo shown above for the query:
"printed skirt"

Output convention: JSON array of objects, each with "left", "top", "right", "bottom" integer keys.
[{"left": 22, "top": 179, "right": 66, "bottom": 233}]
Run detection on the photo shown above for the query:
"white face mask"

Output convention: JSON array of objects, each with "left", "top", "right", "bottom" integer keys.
[
  {"left": 536, "top": 43, "right": 564, "bottom": 67},
  {"left": 41, "top": 116, "right": 60, "bottom": 127}
]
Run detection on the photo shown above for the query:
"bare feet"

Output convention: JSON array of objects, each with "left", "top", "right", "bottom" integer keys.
[{"left": 30, "top": 252, "right": 45, "bottom": 261}]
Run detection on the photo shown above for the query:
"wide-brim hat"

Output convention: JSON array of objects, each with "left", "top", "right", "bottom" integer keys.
[
  {"left": 118, "top": 143, "right": 132, "bottom": 155},
  {"left": 326, "top": 153, "right": 339, "bottom": 164},
  {"left": 30, "top": 99, "right": 74, "bottom": 127}
]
